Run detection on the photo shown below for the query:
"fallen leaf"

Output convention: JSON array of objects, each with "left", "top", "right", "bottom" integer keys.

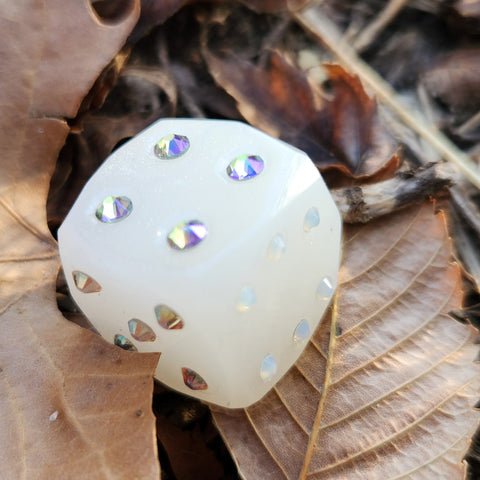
[
  {"left": 203, "top": 48, "right": 329, "bottom": 156},
  {"left": 212, "top": 201, "right": 479, "bottom": 479},
  {"left": 0, "top": 1, "right": 160, "bottom": 478},
  {"left": 323, "top": 64, "right": 376, "bottom": 170},
  {"left": 203, "top": 38, "right": 397, "bottom": 178},
  {"left": 320, "top": 64, "right": 399, "bottom": 180},
  {"left": 422, "top": 49, "right": 480, "bottom": 118},
  {"left": 369, "top": 24, "right": 443, "bottom": 90},
  {"left": 132, "top": 0, "right": 310, "bottom": 40}
]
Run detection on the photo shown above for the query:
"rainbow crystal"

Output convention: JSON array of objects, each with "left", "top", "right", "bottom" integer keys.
[
  {"left": 95, "top": 195, "right": 132, "bottom": 223},
  {"left": 154, "top": 134, "right": 190, "bottom": 159},
  {"left": 227, "top": 154, "right": 264, "bottom": 181},
  {"left": 72, "top": 271, "right": 101, "bottom": 293},
  {"left": 155, "top": 304, "right": 184, "bottom": 330},
  {"left": 128, "top": 319, "right": 156, "bottom": 342},
  {"left": 114, "top": 334, "right": 137, "bottom": 351},
  {"left": 182, "top": 367, "right": 208, "bottom": 390},
  {"left": 167, "top": 220, "right": 207, "bottom": 250}
]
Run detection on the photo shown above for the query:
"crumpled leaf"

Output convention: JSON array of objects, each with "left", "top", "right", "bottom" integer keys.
[
  {"left": 0, "top": 1, "right": 160, "bottom": 478},
  {"left": 320, "top": 64, "right": 400, "bottom": 181},
  {"left": 203, "top": 43, "right": 398, "bottom": 179},
  {"left": 213, "top": 201, "right": 479, "bottom": 479},
  {"left": 323, "top": 64, "right": 375, "bottom": 168}
]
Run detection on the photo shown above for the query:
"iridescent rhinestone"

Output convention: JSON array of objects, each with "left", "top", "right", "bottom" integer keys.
[
  {"left": 260, "top": 355, "right": 277, "bottom": 381},
  {"left": 304, "top": 207, "right": 320, "bottom": 231},
  {"left": 114, "top": 334, "right": 137, "bottom": 351},
  {"left": 72, "top": 270, "right": 101, "bottom": 293},
  {"left": 293, "top": 319, "right": 311, "bottom": 344},
  {"left": 95, "top": 195, "right": 132, "bottom": 223},
  {"left": 154, "top": 134, "right": 190, "bottom": 159},
  {"left": 267, "top": 234, "right": 286, "bottom": 261},
  {"left": 167, "top": 220, "right": 207, "bottom": 250},
  {"left": 317, "top": 276, "right": 334, "bottom": 301},
  {"left": 128, "top": 319, "right": 156, "bottom": 342},
  {"left": 155, "top": 304, "right": 184, "bottom": 330},
  {"left": 227, "top": 154, "right": 264, "bottom": 181},
  {"left": 237, "top": 286, "right": 256, "bottom": 312},
  {"left": 182, "top": 367, "right": 208, "bottom": 390}
]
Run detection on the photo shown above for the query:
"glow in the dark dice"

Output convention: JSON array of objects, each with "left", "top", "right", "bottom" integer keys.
[{"left": 58, "top": 119, "right": 342, "bottom": 408}]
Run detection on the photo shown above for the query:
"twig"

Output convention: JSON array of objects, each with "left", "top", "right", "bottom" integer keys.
[
  {"left": 353, "top": 0, "right": 410, "bottom": 53},
  {"left": 294, "top": 5, "right": 480, "bottom": 190},
  {"left": 331, "top": 162, "right": 454, "bottom": 223},
  {"left": 456, "top": 110, "right": 480, "bottom": 139}
]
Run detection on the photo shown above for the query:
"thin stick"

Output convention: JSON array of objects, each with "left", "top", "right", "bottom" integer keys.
[
  {"left": 295, "top": 6, "right": 480, "bottom": 190},
  {"left": 353, "top": 0, "right": 410, "bottom": 53}
]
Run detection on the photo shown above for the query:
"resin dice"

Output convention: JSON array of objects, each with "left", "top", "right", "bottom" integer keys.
[{"left": 58, "top": 119, "right": 342, "bottom": 408}]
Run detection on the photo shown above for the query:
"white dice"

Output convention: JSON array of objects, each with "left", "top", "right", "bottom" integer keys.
[{"left": 58, "top": 119, "right": 342, "bottom": 408}]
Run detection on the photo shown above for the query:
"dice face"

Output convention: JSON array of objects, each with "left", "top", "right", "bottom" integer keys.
[{"left": 58, "top": 119, "right": 342, "bottom": 408}]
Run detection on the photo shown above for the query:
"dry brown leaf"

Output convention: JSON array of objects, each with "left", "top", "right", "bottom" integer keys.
[
  {"left": 323, "top": 64, "right": 376, "bottom": 170},
  {"left": 0, "top": 1, "right": 160, "bottom": 478},
  {"left": 203, "top": 45, "right": 397, "bottom": 179},
  {"left": 203, "top": 48, "right": 332, "bottom": 162},
  {"left": 422, "top": 49, "right": 480, "bottom": 117},
  {"left": 213, "top": 201, "right": 479, "bottom": 479},
  {"left": 321, "top": 64, "right": 398, "bottom": 176},
  {"left": 133, "top": 0, "right": 310, "bottom": 39}
]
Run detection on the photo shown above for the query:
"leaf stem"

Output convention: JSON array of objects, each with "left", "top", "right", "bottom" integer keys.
[{"left": 299, "top": 301, "right": 339, "bottom": 479}]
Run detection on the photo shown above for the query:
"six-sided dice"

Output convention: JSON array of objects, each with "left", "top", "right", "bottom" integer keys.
[{"left": 58, "top": 119, "right": 342, "bottom": 408}]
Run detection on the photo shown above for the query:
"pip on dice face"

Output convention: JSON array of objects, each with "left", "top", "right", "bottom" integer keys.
[{"left": 58, "top": 119, "right": 342, "bottom": 408}]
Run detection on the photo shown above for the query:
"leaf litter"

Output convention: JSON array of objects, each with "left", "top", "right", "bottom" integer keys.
[
  {"left": 213, "top": 201, "right": 478, "bottom": 479},
  {"left": 0, "top": 1, "right": 160, "bottom": 479},
  {"left": 1, "top": 0, "right": 479, "bottom": 479}
]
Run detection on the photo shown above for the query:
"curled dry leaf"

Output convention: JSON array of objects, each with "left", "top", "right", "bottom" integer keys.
[
  {"left": 203, "top": 48, "right": 328, "bottom": 154},
  {"left": 0, "top": 1, "right": 160, "bottom": 478},
  {"left": 322, "top": 64, "right": 376, "bottom": 171},
  {"left": 203, "top": 43, "right": 398, "bottom": 180},
  {"left": 319, "top": 64, "right": 400, "bottom": 183},
  {"left": 213, "top": 201, "right": 479, "bottom": 479}
]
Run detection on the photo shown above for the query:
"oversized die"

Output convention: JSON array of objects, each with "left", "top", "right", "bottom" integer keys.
[{"left": 58, "top": 119, "right": 342, "bottom": 408}]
